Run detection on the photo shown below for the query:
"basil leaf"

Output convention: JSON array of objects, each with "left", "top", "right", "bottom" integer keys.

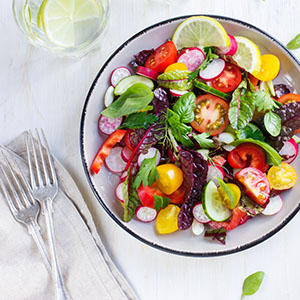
[
  {"left": 157, "top": 70, "right": 192, "bottom": 91},
  {"left": 154, "top": 195, "right": 170, "bottom": 211},
  {"left": 264, "top": 111, "right": 281, "bottom": 137},
  {"left": 193, "top": 132, "right": 214, "bottom": 148},
  {"left": 167, "top": 109, "right": 194, "bottom": 147},
  {"left": 241, "top": 271, "right": 264, "bottom": 299},
  {"left": 254, "top": 90, "right": 279, "bottom": 112},
  {"left": 173, "top": 92, "right": 196, "bottom": 123},
  {"left": 235, "top": 123, "right": 265, "bottom": 141},
  {"left": 102, "top": 83, "right": 153, "bottom": 118},
  {"left": 119, "top": 112, "right": 158, "bottom": 130},
  {"left": 215, "top": 177, "right": 236, "bottom": 209},
  {"left": 231, "top": 138, "right": 282, "bottom": 166},
  {"left": 286, "top": 33, "right": 300, "bottom": 50}
]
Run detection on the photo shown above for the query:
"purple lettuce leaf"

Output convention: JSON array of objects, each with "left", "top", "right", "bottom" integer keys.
[
  {"left": 178, "top": 147, "right": 208, "bottom": 230},
  {"left": 274, "top": 84, "right": 292, "bottom": 99},
  {"left": 204, "top": 227, "right": 227, "bottom": 245},
  {"left": 129, "top": 49, "right": 154, "bottom": 70}
]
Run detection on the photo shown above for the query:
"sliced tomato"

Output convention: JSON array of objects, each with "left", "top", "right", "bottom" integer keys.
[
  {"left": 211, "top": 155, "right": 227, "bottom": 166},
  {"left": 124, "top": 130, "right": 137, "bottom": 151},
  {"left": 145, "top": 41, "right": 177, "bottom": 73},
  {"left": 211, "top": 63, "right": 242, "bottom": 93},
  {"left": 91, "top": 129, "right": 127, "bottom": 174},
  {"left": 228, "top": 143, "right": 267, "bottom": 171},
  {"left": 210, "top": 207, "right": 248, "bottom": 231},
  {"left": 248, "top": 73, "right": 259, "bottom": 87},
  {"left": 191, "top": 94, "right": 229, "bottom": 136},
  {"left": 235, "top": 167, "right": 270, "bottom": 206},
  {"left": 168, "top": 185, "right": 185, "bottom": 205},
  {"left": 138, "top": 183, "right": 166, "bottom": 208}
]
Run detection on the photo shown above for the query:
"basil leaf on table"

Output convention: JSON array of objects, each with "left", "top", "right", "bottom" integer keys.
[
  {"left": 193, "top": 132, "right": 214, "bottom": 149},
  {"left": 101, "top": 83, "right": 153, "bottom": 118},
  {"left": 286, "top": 33, "right": 300, "bottom": 49},
  {"left": 264, "top": 111, "right": 281, "bottom": 137},
  {"left": 241, "top": 271, "right": 265, "bottom": 299},
  {"left": 119, "top": 112, "right": 158, "bottom": 130},
  {"left": 173, "top": 92, "right": 196, "bottom": 123}
]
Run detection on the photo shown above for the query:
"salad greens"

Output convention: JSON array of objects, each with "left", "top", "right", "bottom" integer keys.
[
  {"left": 264, "top": 111, "right": 281, "bottom": 137},
  {"left": 172, "top": 92, "right": 196, "bottom": 123},
  {"left": 193, "top": 132, "right": 214, "bottom": 148},
  {"left": 157, "top": 70, "right": 192, "bottom": 91},
  {"left": 120, "top": 112, "right": 158, "bottom": 130},
  {"left": 154, "top": 195, "right": 171, "bottom": 211}
]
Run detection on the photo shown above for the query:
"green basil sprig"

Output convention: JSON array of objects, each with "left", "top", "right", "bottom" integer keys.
[
  {"left": 241, "top": 271, "right": 265, "bottom": 299},
  {"left": 264, "top": 111, "right": 281, "bottom": 137},
  {"left": 172, "top": 92, "right": 196, "bottom": 123}
]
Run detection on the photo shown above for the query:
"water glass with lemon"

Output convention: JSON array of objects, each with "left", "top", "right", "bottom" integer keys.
[{"left": 13, "top": 0, "right": 110, "bottom": 57}]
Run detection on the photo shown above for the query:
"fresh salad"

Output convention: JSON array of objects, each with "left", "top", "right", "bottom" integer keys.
[{"left": 91, "top": 16, "right": 300, "bottom": 244}]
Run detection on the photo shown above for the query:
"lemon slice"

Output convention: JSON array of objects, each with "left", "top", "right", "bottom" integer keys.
[
  {"left": 40, "top": 0, "right": 101, "bottom": 48},
  {"left": 172, "top": 16, "right": 230, "bottom": 49},
  {"left": 232, "top": 36, "right": 262, "bottom": 75}
]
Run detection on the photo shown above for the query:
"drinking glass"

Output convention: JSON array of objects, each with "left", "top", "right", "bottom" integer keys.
[{"left": 13, "top": 0, "right": 110, "bottom": 57}]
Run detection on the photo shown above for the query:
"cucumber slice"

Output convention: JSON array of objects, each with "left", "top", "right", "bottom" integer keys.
[
  {"left": 114, "top": 75, "right": 154, "bottom": 96},
  {"left": 194, "top": 80, "right": 232, "bottom": 101},
  {"left": 202, "top": 180, "right": 232, "bottom": 222}
]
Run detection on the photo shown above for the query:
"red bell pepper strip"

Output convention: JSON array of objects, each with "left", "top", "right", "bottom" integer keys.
[{"left": 91, "top": 129, "right": 127, "bottom": 174}]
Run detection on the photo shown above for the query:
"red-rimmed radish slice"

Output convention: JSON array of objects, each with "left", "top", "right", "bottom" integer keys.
[
  {"left": 104, "top": 86, "right": 114, "bottom": 107},
  {"left": 279, "top": 138, "right": 299, "bottom": 164},
  {"left": 110, "top": 67, "right": 131, "bottom": 87},
  {"left": 206, "top": 164, "right": 225, "bottom": 184},
  {"left": 218, "top": 132, "right": 235, "bottom": 144},
  {"left": 170, "top": 89, "right": 189, "bottom": 97},
  {"left": 217, "top": 35, "right": 238, "bottom": 56},
  {"left": 192, "top": 202, "right": 211, "bottom": 223},
  {"left": 120, "top": 170, "right": 128, "bottom": 182},
  {"left": 177, "top": 47, "right": 206, "bottom": 71},
  {"left": 192, "top": 219, "right": 205, "bottom": 235},
  {"left": 136, "top": 66, "right": 159, "bottom": 81},
  {"left": 262, "top": 195, "right": 283, "bottom": 215},
  {"left": 137, "top": 147, "right": 161, "bottom": 167},
  {"left": 98, "top": 115, "right": 123, "bottom": 135},
  {"left": 199, "top": 58, "right": 226, "bottom": 81},
  {"left": 105, "top": 147, "right": 127, "bottom": 173},
  {"left": 115, "top": 181, "right": 128, "bottom": 203},
  {"left": 121, "top": 147, "right": 132, "bottom": 162},
  {"left": 135, "top": 206, "right": 157, "bottom": 223}
]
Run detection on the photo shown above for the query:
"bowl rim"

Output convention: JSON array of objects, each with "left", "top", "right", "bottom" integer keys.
[{"left": 79, "top": 14, "right": 300, "bottom": 257}]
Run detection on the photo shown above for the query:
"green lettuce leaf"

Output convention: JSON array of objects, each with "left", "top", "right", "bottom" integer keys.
[
  {"left": 172, "top": 92, "right": 196, "bottom": 123},
  {"left": 157, "top": 70, "right": 193, "bottom": 91}
]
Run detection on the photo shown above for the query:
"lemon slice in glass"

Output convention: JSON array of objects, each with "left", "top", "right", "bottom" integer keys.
[
  {"left": 40, "top": 0, "right": 101, "bottom": 48},
  {"left": 172, "top": 16, "right": 230, "bottom": 49},
  {"left": 232, "top": 36, "right": 262, "bottom": 75}
]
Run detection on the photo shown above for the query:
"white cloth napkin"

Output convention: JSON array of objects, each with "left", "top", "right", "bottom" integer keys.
[{"left": 0, "top": 132, "right": 137, "bottom": 300}]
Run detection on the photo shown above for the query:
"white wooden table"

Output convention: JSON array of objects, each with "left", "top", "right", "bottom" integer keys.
[{"left": 1, "top": 0, "right": 300, "bottom": 299}]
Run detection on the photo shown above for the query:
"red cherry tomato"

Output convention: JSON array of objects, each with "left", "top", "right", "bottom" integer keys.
[
  {"left": 248, "top": 73, "right": 259, "bottom": 87},
  {"left": 211, "top": 63, "right": 242, "bottom": 93},
  {"left": 138, "top": 183, "right": 166, "bottom": 208},
  {"left": 235, "top": 167, "right": 270, "bottom": 206},
  {"left": 191, "top": 94, "right": 229, "bottom": 136},
  {"left": 228, "top": 143, "right": 267, "bottom": 171},
  {"left": 145, "top": 41, "right": 177, "bottom": 73},
  {"left": 168, "top": 185, "right": 185, "bottom": 205}
]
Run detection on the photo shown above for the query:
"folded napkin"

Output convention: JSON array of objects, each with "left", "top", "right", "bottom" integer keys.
[{"left": 0, "top": 132, "right": 137, "bottom": 300}]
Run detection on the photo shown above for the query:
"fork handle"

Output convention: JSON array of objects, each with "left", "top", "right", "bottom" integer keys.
[
  {"left": 43, "top": 198, "right": 70, "bottom": 300},
  {"left": 27, "top": 219, "right": 52, "bottom": 273}
]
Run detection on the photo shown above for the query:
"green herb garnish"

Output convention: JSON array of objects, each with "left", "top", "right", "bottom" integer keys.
[{"left": 241, "top": 271, "right": 265, "bottom": 300}]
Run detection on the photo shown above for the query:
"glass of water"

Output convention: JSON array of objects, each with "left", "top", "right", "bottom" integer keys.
[{"left": 13, "top": 0, "right": 110, "bottom": 57}]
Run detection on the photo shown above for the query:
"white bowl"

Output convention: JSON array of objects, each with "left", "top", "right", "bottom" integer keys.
[{"left": 80, "top": 15, "right": 300, "bottom": 257}]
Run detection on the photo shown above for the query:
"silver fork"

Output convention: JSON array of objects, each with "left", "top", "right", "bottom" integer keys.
[
  {"left": 0, "top": 151, "right": 52, "bottom": 272},
  {"left": 27, "top": 129, "right": 69, "bottom": 300}
]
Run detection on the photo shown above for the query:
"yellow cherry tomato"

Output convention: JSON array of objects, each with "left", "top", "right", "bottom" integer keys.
[
  {"left": 156, "top": 164, "right": 183, "bottom": 195},
  {"left": 217, "top": 183, "right": 241, "bottom": 209},
  {"left": 156, "top": 204, "right": 180, "bottom": 234},
  {"left": 254, "top": 54, "right": 280, "bottom": 81},
  {"left": 267, "top": 163, "right": 297, "bottom": 190},
  {"left": 164, "top": 62, "right": 187, "bottom": 73}
]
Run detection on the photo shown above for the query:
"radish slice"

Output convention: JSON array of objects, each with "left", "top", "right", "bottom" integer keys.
[
  {"left": 170, "top": 89, "right": 189, "bottom": 97},
  {"left": 137, "top": 147, "right": 161, "bottom": 167},
  {"left": 135, "top": 206, "right": 157, "bottom": 223},
  {"left": 193, "top": 202, "right": 211, "bottom": 223},
  {"left": 115, "top": 181, "right": 128, "bottom": 203},
  {"left": 136, "top": 66, "right": 159, "bottom": 81},
  {"left": 232, "top": 168, "right": 241, "bottom": 176},
  {"left": 218, "top": 35, "right": 238, "bottom": 56},
  {"left": 192, "top": 219, "right": 205, "bottom": 235},
  {"left": 110, "top": 67, "right": 131, "bottom": 87},
  {"left": 279, "top": 138, "right": 299, "bottom": 164},
  {"left": 177, "top": 47, "right": 206, "bottom": 71},
  {"left": 199, "top": 58, "right": 226, "bottom": 81},
  {"left": 120, "top": 170, "right": 128, "bottom": 182},
  {"left": 121, "top": 147, "right": 132, "bottom": 162},
  {"left": 223, "top": 144, "right": 236, "bottom": 152},
  {"left": 262, "top": 195, "right": 283, "bottom": 215},
  {"left": 206, "top": 164, "right": 225, "bottom": 184},
  {"left": 98, "top": 115, "right": 123, "bottom": 135},
  {"left": 105, "top": 147, "right": 127, "bottom": 173},
  {"left": 218, "top": 132, "right": 235, "bottom": 144},
  {"left": 104, "top": 86, "right": 115, "bottom": 107}
]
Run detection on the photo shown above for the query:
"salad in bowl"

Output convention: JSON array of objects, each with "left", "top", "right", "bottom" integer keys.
[{"left": 84, "top": 15, "right": 300, "bottom": 253}]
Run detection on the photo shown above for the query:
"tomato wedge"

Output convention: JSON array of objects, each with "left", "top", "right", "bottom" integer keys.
[
  {"left": 138, "top": 183, "right": 166, "bottom": 208},
  {"left": 235, "top": 167, "right": 270, "bottom": 206},
  {"left": 91, "top": 129, "right": 127, "bottom": 174},
  {"left": 145, "top": 41, "right": 177, "bottom": 73},
  {"left": 267, "top": 163, "right": 297, "bottom": 190},
  {"left": 228, "top": 143, "right": 267, "bottom": 171},
  {"left": 211, "top": 63, "right": 242, "bottom": 93},
  {"left": 191, "top": 94, "right": 229, "bottom": 136}
]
